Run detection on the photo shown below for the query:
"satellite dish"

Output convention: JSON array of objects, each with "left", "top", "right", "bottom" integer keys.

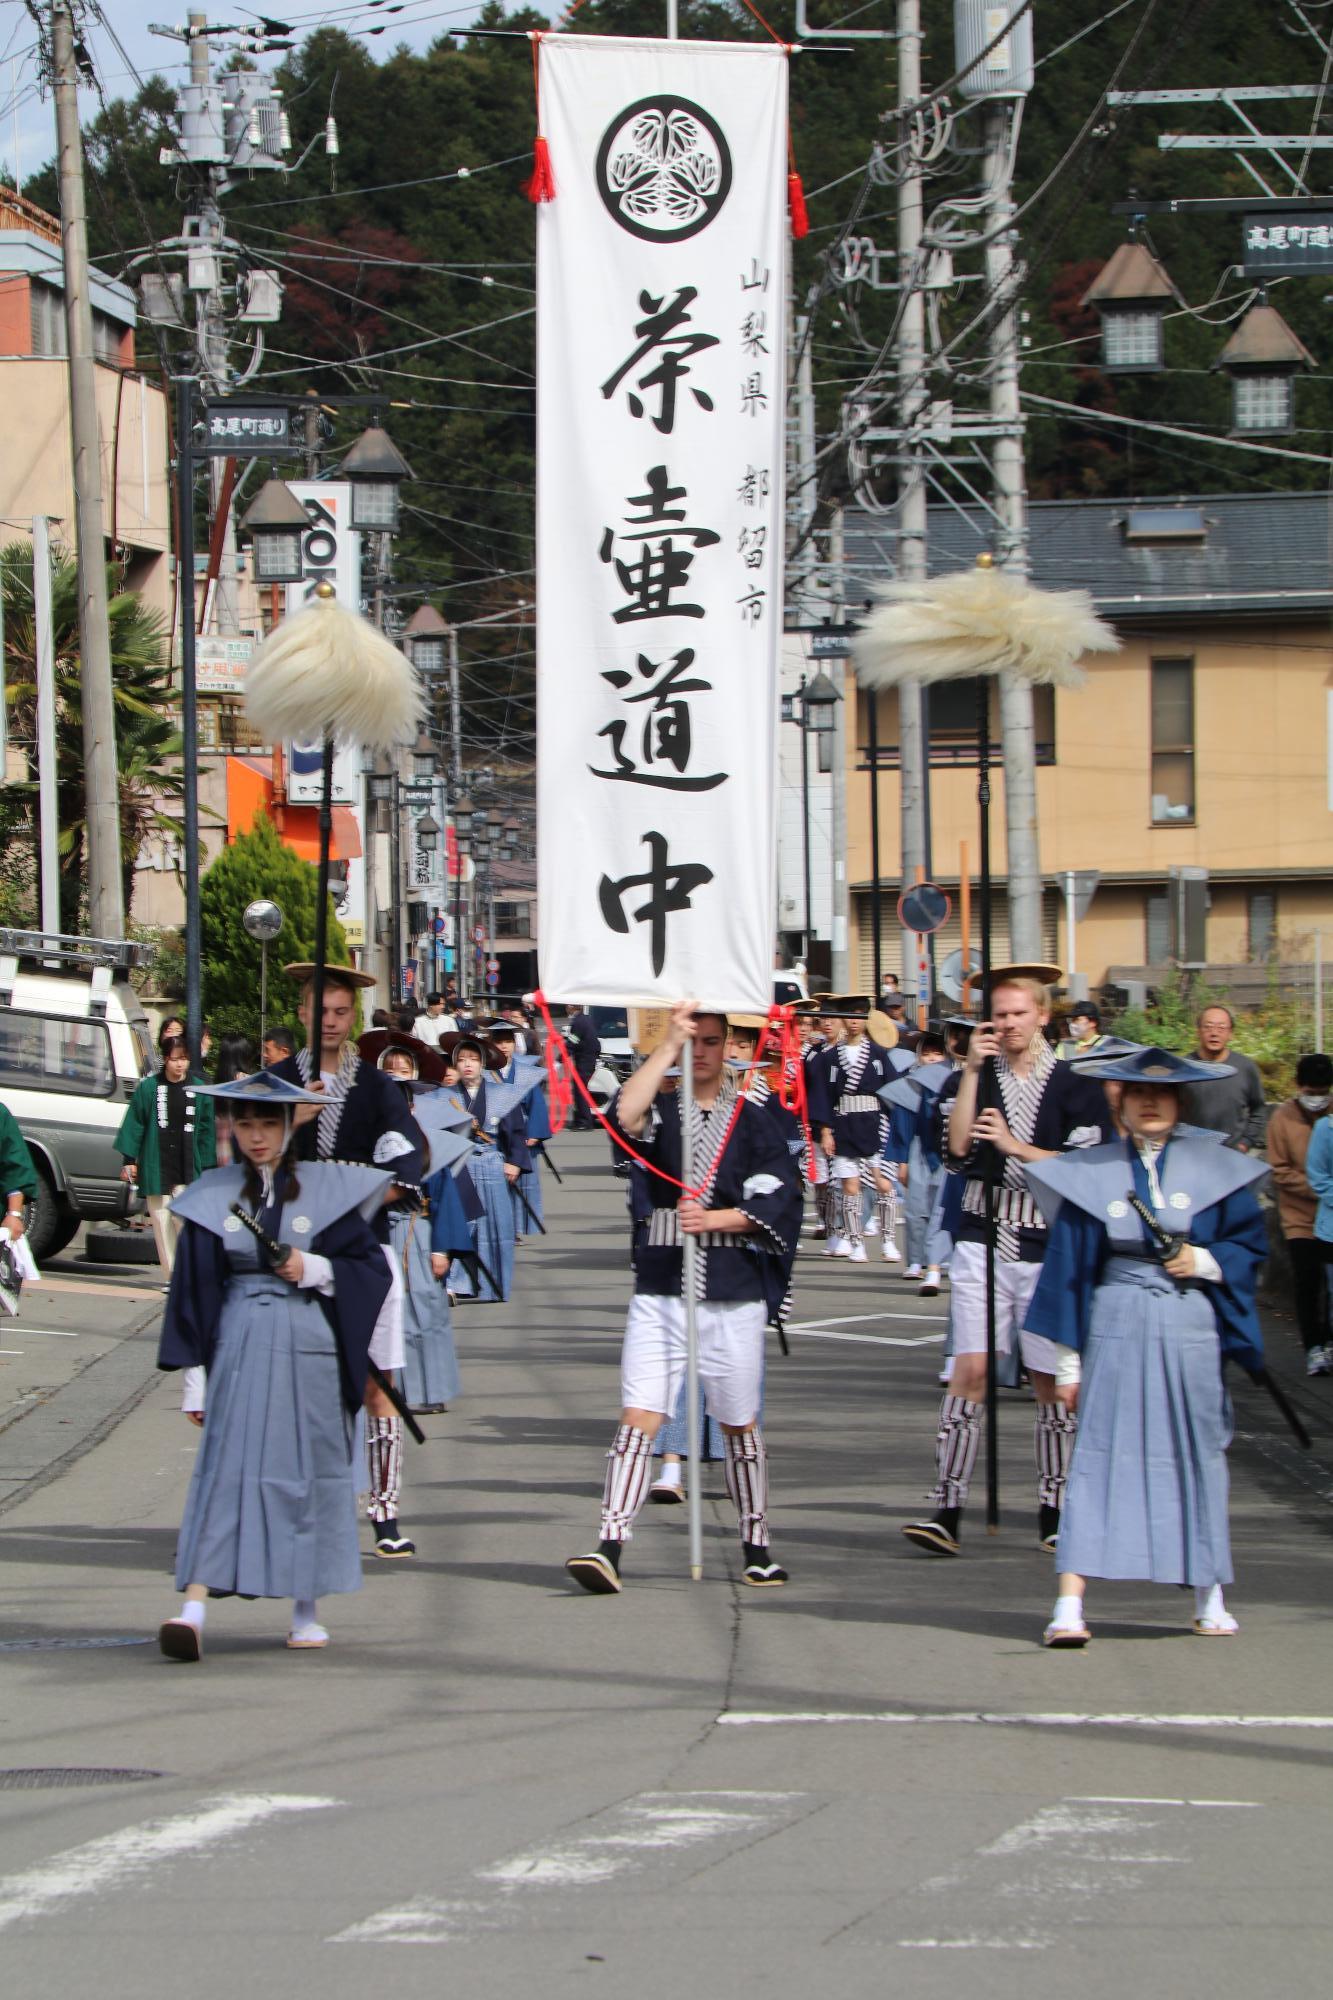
[{"left": 939, "top": 948, "right": 979, "bottom": 1002}]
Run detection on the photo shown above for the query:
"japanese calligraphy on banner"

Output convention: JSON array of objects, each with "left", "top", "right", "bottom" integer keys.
[{"left": 535, "top": 35, "right": 786, "bottom": 1013}]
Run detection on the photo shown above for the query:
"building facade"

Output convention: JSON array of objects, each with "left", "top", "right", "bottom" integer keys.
[
  {"left": 0, "top": 186, "right": 170, "bottom": 621},
  {"left": 835, "top": 492, "right": 1333, "bottom": 999}
]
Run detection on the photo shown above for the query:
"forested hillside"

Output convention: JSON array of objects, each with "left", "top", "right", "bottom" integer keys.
[{"left": 21, "top": 1, "right": 1331, "bottom": 748}]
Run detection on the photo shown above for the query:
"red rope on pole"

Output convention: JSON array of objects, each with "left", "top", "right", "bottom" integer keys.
[
  {"left": 529, "top": 993, "right": 812, "bottom": 1196},
  {"left": 525, "top": 34, "right": 556, "bottom": 203}
]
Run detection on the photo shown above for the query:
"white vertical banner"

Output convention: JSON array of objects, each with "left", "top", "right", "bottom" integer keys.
[{"left": 536, "top": 35, "right": 787, "bottom": 1012}]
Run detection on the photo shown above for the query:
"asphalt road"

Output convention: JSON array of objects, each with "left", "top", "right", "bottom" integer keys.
[{"left": 1, "top": 1135, "right": 1331, "bottom": 1996}]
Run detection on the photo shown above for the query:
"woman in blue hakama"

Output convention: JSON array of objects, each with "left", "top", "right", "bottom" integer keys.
[
  {"left": 154, "top": 1073, "right": 392, "bottom": 1661},
  {"left": 375, "top": 1046, "right": 474, "bottom": 1414},
  {"left": 1022, "top": 1048, "right": 1269, "bottom": 1649},
  {"left": 439, "top": 1036, "right": 532, "bottom": 1303},
  {"left": 396, "top": 1159, "right": 475, "bottom": 1409},
  {"left": 489, "top": 1027, "right": 552, "bottom": 1236}
]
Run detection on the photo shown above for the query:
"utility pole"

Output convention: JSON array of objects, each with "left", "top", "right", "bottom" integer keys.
[
  {"left": 32, "top": 515, "right": 61, "bottom": 938},
  {"left": 51, "top": 0, "right": 124, "bottom": 938},
  {"left": 829, "top": 504, "right": 850, "bottom": 990},
  {"left": 982, "top": 95, "right": 1042, "bottom": 963},
  {"left": 187, "top": 12, "right": 240, "bottom": 635},
  {"left": 895, "top": 0, "right": 931, "bottom": 998},
  {"left": 447, "top": 622, "right": 465, "bottom": 1000}
]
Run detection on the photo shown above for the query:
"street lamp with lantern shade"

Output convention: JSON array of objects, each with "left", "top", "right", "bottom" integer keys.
[
  {"left": 802, "top": 668, "right": 841, "bottom": 733},
  {"left": 452, "top": 792, "right": 474, "bottom": 1005},
  {"left": 782, "top": 668, "right": 841, "bottom": 959},
  {"left": 342, "top": 424, "right": 412, "bottom": 532},
  {"left": 417, "top": 812, "right": 440, "bottom": 854},
  {"left": 412, "top": 729, "right": 438, "bottom": 783},
  {"left": 368, "top": 751, "right": 394, "bottom": 837},
  {"left": 239, "top": 477, "right": 308, "bottom": 587},
  {"left": 402, "top": 602, "right": 449, "bottom": 676},
  {"left": 471, "top": 826, "right": 494, "bottom": 997}
]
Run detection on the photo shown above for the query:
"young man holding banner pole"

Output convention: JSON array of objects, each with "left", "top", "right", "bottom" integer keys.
[{"left": 565, "top": 1002, "right": 801, "bottom": 1594}]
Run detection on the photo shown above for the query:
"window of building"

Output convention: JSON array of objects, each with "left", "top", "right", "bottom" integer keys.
[
  {"left": 877, "top": 677, "right": 1055, "bottom": 766},
  {"left": 1122, "top": 507, "right": 1207, "bottom": 546},
  {"left": 29, "top": 279, "right": 66, "bottom": 356},
  {"left": 28, "top": 279, "right": 123, "bottom": 364},
  {"left": 1150, "top": 657, "right": 1195, "bottom": 823},
  {"left": 1146, "top": 889, "right": 1172, "bottom": 963},
  {"left": 493, "top": 900, "right": 529, "bottom": 939},
  {"left": 1248, "top": 888, "right": 1276, "bottom": 962}
]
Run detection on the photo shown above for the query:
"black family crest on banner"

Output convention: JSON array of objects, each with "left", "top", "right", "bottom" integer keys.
[{"left": 596, "top": 97, "right": 733, "bottom": 243}]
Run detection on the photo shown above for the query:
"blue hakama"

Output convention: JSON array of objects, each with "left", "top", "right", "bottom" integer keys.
[
  {"left": 452, "top": 1140, "right": 516, "bottom": 1303},
  {"left": 392, "top": 1204, "right": 461, "bottom": 1410},
  {"left": 1056, "top": 1260, "right": 1234, "bottom": 1585},
  {"left": 1025, "top": 1135, "right": 1269, "bottom": 1590},
  {"left": 159, "top": 1162, "right": 393, "bottom": 1603},
  {"left": 174, "top": 1267, "right": 362, "bottom": 1599}
]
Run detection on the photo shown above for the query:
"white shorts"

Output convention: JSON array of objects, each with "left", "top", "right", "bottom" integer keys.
[
  {"left": 620, "top": 1293, "right": 766, "bottom": 1427},
  {"left": 369, "top": 1241, "right": 406, "bottom": 1374},
  {"left": 832, "top": 1155, "right": 889, "bottom": 1186},
  {"left": 947, "top": 1238, "right": 1061, "bottom": 1376},
  {"left": 812, "top": 1150, "right": 829, "bottom": 1185}
]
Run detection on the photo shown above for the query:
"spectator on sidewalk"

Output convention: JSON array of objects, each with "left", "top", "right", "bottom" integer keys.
[
  {"left": 1180, "top": 1006, "right": 1267, "bottom": 1151},
  {"left": 413, "top": 992, "right": 457, "bottom": 1047},
  {"left": 1057, "top": 1000, "right": 1111, "bottom": 1061},
  {"left": 1283, "top": 1054, "right": 1333, "bottom": 1376}
]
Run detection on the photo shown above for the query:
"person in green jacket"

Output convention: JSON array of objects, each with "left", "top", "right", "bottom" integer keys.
[
  {"left": 114, "top": 1036, "right": 216, "bottom": 1273},
  {"left": 0, "top": 1100, "right": 38, "bottom": 1245}
]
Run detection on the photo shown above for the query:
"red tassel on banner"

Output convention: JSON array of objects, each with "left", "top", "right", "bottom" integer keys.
[
  {"left": 787, "top": 170, "right": 809, "bottom": 240},
  {"left": 526, "top": 134, "right": 556, "bottom": 203}
]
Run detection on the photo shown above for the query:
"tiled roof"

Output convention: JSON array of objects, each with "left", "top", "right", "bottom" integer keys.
[{"left": 843, "top": 491, "right": 1333, "bottom": 618}]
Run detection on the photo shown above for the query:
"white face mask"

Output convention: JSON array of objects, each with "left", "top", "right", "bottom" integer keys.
[{"left": 1298, "top": 1093, "right": 1330, "bottom": 1113}]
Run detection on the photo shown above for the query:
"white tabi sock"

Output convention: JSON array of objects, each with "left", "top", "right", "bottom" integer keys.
[
  {"left": 1195, "top": 1583, "right": 1238, "bottom": 1631},
  {"left": 178, "top": 1599, "right": 206, "bottom": 1631},
  {"left": 1049, "top": 1593, "right": 1086, "bottom": 1631}
]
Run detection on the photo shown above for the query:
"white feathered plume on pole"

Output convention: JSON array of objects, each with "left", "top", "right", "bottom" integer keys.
[
  {"left": 852, "top": 558, "right": 1120, "bottom": 690},
  {"left": 244, "top": 582, "right": 424, "bottom": 751}
]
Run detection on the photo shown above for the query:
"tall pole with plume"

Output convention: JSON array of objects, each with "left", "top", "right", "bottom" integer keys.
[
  {"left": 853, "top": 557, "right": 1117, "bottom": 1523},
  {"left": 244, "top": 584, "right": 423, "bottom": 1055}
]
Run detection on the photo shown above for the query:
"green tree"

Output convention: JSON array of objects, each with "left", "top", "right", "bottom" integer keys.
[
  {"left": 199, "top": 811, "right": 350, "bottom": 1046},
  {"left": 1, "top": 541, "right": 183, "bottom": 927}
]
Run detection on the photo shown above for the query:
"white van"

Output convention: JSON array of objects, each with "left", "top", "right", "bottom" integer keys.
[{"left": 0, "top": 931, "right": 155, "bottom": 1258}]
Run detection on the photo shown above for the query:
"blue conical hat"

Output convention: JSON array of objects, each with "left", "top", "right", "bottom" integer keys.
[
  {"left": 1074, "top": 1044, "right": 1235, "bottom": 1085},
  {"left": 191, "top": 1068, "right": 323, "bottom": 1104}
]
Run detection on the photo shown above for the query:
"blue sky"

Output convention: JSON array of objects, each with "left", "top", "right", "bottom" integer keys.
[{"left": 0, "top": 1, "right": 526, "bottom": 192}]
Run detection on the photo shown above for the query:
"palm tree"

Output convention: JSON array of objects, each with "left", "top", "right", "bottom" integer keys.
[{"left": 1, "top": 540, "right": 185, "bottom": 928}]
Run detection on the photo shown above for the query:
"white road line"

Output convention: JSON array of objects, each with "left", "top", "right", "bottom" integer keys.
[
  {"left": 0, "top": 1792, "right": 340, "bottom": 1935},
  {"left": 787, "top": 1310, "right": 943, "bottom": 1330},
  {"left": 900, "top": 1937, "right": 1051, "bottom": 1951},
  {"left": 331, "top": 1791, "right": 809, "bottom": 1946},
  {"left": 897, "top": 1793, "right": 1260, "bottom": 1954},
  {"left": 1068, "top": 1796, "right": 1260, "bottom": 1809},
  {"left": 789, "top": 1329, "right": 944, "bottom": 1349},
  {"left": 721, "top": 1710, "right": 1333, "bottom": 1731},
  {"left": 3, "top": 1327, "right": 80, "bottom": 1338}
]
